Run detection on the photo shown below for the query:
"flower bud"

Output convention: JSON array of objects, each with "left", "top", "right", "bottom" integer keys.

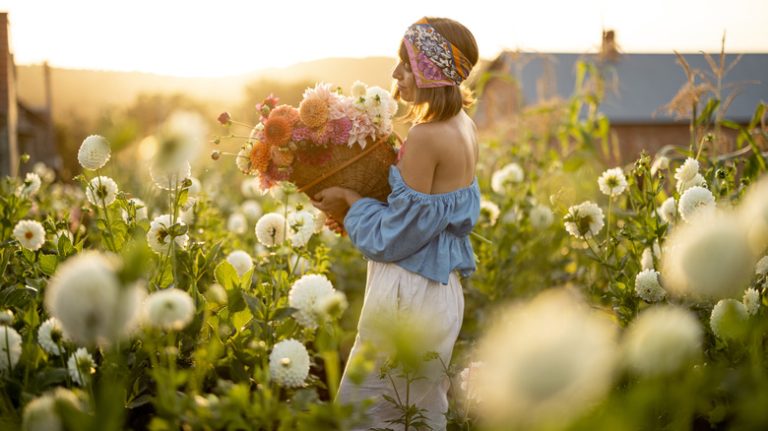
[
  {"left": 211, "top": 150, "right": 221, "bottom": 160},
  {"left": 217, "top": 112, "right": 232, "bottom": 126}
]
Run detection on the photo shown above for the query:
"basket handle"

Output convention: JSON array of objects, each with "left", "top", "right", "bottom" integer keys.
[{"left": 297, "top": 134, "right": 401, "bottom": 194}]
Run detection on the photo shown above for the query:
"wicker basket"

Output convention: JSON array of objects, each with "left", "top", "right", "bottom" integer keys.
[{"left": 290, "top": 134, "right": 399, "bottom": 225}]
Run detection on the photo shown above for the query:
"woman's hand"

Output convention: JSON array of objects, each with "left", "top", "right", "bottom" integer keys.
[{"left": 310, "top": 187, "right": 361, "bottom": 223}]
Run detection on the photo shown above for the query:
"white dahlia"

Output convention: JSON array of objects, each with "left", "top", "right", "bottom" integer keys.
[
  {"left": 742, "top": 288, "right": 760, "bottom": 316},
  {"left": 529, "top": 204, "right": 554, "bottom": 230},
  {"left": 480, "top": 199, "right": 500, "bottom": 226},
  {"left": 288, "top": 210, "right": 315, "bottom": 247},
  {"left": 121, "top": 197, "right": 148, "bottom": 222},
  {"left": 17, "top": 172, "right": 41, "bottom": 197},
  {"left": 564, "top": 201, "right": 605, "bottom": 238},
  {"left": 67, "top": 347, "right": 96, "bottom": 386},
  {"left": 0, "top": 326, "right": 22, "bottom": 373},
  {"left": 146, "top": 214, "right": 189, "bottom": 255},
  {"left": 236, "top": 143, "right": 254, "bottom": 175},
  {"left": 657, "top": 197, "right": 677, "bottom": 224},
  {"left": 77, "top": 135, "right": 111, "bottom": 170},
  {"left": 143, "top": 288, "right": 195, "bottom": 331},
  {"left": 241, "top": 200, "right": 263, "bottom": 222},
  {"left": 673, "top": 158, "right": 700, "bottom": 190},
  {"left": 255, "top": 213, "right": 286, "bottom": 247},
  {"left": 756, "top": 256, "right": 768, "bottom": 276},
  {"left": 678, "top": 186, "right": 715, "bottom": 222},
  {"left": 288, "top": 274, "right": 336, "bottom": 329},
  {"left": 650, "top": 155, "right": 669, "bottom": 176},
  {"left": 37, "top": 317, "right": 67, "bottom": 356},
  {"left": 13, "top": 219, "right": 46, "bottom": 251},
  {"left": 491, "top": 163, "right": 524, "bottom": 194},
  {"left": 677, "top": 173, "right": 707, "bottom": 194},
  {"left": 227, "top": 212, "right": 247, "bottom": 235},
  {"left": 635, "top": 269, "right": 666, "bottom": 302},
  {"left": 622, "top": 305, "right": 702, "bottom": 376},
  {"left": 150, "top": 160, "right": 191, "bottom": 191},
  {"left": 269, "top": 339, "right": 310, "bottom": 387},
  {"left": 226, "top": 250, "right": 253, "bottom": 278},
  {"left": 85, "top": 176, "right": 118, "bottom": 206},
  {"left": 597, "top": 167, "right": 628, "bottom": 197}
]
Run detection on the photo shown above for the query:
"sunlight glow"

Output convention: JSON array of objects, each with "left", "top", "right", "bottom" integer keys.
[{"left": 0, "top": 0, "right": 766, "bottom": 77}]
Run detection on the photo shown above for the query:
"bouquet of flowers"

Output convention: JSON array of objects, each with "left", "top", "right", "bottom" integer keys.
[{"left": 220, "top": 81, "right": 399, "bottom": 224}]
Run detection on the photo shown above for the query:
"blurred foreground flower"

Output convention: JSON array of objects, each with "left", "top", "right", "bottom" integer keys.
[
  {"left": 739, "top": 174, "right": 768, "bottom": 253},
  {"left": 529, "top": 204, "right": 553, "bottom": 230},
  {"left": 44, "top": 252, "right": 146, "bottom": 346},
  {"left": 269, "top": 339, "right": 310, "bottom": 387},
  {"left": 226, "top": 250, "right": 253, "bottom": 277},
  {"left": 22, "top": 387, "right": 81, "bottom": 431},
  {"left": 622, "top": 305, "right": 702, "bottom": 376},
  {"left": 662, "top": 212, "right": 754, "bottom": 299},
  {"left": 491, "top": 162, "right": 524, "bottom": 194},
  {"left": 77, "top": 135, "right": 111, "bottom": 170},
  {"left": 472, "top": 289, "right": 618, "bottom": 429}
]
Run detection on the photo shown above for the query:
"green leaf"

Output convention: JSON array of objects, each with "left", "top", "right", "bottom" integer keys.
[
  {"left": 39, "top": 254, "right": 58, "bottom": 276},
  {"left": 215, "top": 260, "right": 239, "bottom": 290}
]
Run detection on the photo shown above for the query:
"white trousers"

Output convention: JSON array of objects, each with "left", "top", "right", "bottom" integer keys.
[{"left": 336, "top": 261, "right": 464, "bottom": 431}]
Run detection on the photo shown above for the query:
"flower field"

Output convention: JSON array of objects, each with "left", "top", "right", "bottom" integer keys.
[{"left": 1, "top": 59, "right": 768, "bottom": 431}]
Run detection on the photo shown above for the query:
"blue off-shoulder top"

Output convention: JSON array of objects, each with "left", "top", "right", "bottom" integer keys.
[{"left": 344, "top": 165, "right": 481, "bottom": 284}]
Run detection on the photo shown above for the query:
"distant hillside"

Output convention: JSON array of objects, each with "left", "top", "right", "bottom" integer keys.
[{"left": 16, "top": 56, "right": 397, "bottom": 121}]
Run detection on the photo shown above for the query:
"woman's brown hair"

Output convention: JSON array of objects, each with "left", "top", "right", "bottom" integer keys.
[{"left": 393, "top": 17, "right": 479, "bottom": 123}]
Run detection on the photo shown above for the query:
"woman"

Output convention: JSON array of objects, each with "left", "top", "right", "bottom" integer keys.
[{"left": 311, "top": 17, "right": 480, "bottom": 430}]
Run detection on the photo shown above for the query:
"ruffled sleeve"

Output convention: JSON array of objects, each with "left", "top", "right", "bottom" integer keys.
[{"left": 343, "top": 169, "right": 452, "bottom": 263}]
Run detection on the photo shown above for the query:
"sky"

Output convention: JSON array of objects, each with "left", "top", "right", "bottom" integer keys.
[{"left": 0, "top": 0, "right": 766, "bottom": 77}]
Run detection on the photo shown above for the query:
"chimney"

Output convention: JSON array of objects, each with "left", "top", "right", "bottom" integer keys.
[{"left": 600, "top": 29, "right": 621, "bottom": 62}]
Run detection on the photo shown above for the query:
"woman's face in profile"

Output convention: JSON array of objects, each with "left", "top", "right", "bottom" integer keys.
[{"left": 393, "top": 59, "right": 416, "bottom": 102}]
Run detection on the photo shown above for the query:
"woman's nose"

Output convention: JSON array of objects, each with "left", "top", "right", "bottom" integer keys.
[{"left": 392, "top": 63, "right": 402, "bottom": 80}]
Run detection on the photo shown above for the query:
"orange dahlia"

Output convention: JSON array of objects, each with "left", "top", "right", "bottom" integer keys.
[
  {"left": 269, "top": 104, "right": 300, "bottom": 125},
  {"left": 249, "top": 141, "right": 272, "bottom": 173},
  {"left": 299, "top": 97, "right": 329, "bottom": 129},
  {"left": 271, "top": 146, "right": 295, "bottom": 167},
  {"left": 263, "top": 116, "right": 293, "bottom": 147}
]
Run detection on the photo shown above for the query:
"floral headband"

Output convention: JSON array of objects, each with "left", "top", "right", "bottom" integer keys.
[{"left": 402, "top": 17, "right": 472, "bottom": 88}]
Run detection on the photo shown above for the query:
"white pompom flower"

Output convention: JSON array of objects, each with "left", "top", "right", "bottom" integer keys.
[
  {"left": 314, "top": 291, "right": 348, "bottom": 319},
  {"left": 640, "top": 247, "right": 655, "bottom": 271},
  {"left": 241, "top": 177, "right": 262, "bottom": 198},
  {"left": 597, "top": 167, "right": 628, "bottom": 197},
  {"left": 650, "top": 155, "right": 669, "bottom": 176},
  {"left": 623, "top": 305, "right": 702, "bottom": 376},
  {"left": 226, "top": 250, "right": 253, "bottom": 278},
  {"left": 155, "top": 111, "right": 208, "bottom": 166},
  {"left": 13, "top": 219, "right": 46, "bottom": 251},
  {"left": 564, "top": 201, "right": 605, "bottom": 238},
  {"left": 677, "top": 173, "right": 707, "bottom": 194},
  {"left": 17, "top": 172, "right": 41, "bottom": 197},
  {"left": 288, "top": 210, "right": 316, "bottom": 247},
  {"left": 755, "top": 256, "right": 768, "bottom": 276},
  {"left": 241, "top": 200, "right": 263, "bottom": 222},
  {"left": 710, "top": 299, "right": 749, "bottom": 339},
  {"left": 743, "top": 288, "right": 760, "bottom": 316},
  {"left": 77, "top": 135, "right": 111, "bottom": 170},
  {"left": 491, "top": 163, "right": 524, "bottom": 194},
  {"left": 227, "top": 212, "right": 247, "bottom": 234},
  {"left": 657, "top": 197, "right": 677, "bottom": 224},
  {"left": 150, "top": 160, "right": 191, "bottom": 191},
  {"left": 289, "top": 274, "right": 336, "bottom": 329},
  {"left": 85, "top": 176, "right": 118, "bottom": 207},
  {"left": 67, "top": 347, "right": 96, "bottom": 386},
  {"left": 678, "top": 186, "right": 715, "bottom": 223},
  {"left": 0, "top": 309, "right": 13, "bottom": 325},
  {"left": 44, "top": 252, "right": 146, "bottom": 346},
  {"left": 147, "top": 214, "right": 189, "bottom": 255},
  {"left": 635, "top": 269, "right": 666, "bottom": 302},
  {"left": 38, "top": 317, "right": 68, "bottom": 356},
  {"left": 529, "top": 204, "right": 554, "bottom": 230},
  {"left": 351, "top": 80, "right": 367, "bottom": 98},
  {"left": 255, "top": 213, "right": 286, "bottom": 247},
  {"left": 673, "top": 158, "right": 700, "bottom": 191},
  {"left": 121, "top": 197, "right": 148, "bottom": 222},
  {"left": 143, "top": 288, "right": 195, "bottom": 331},
  {"left": 269, "top": 339, "right": 310, "bottom": 387},
  {"left": 480, "top": 199, "right": 500, "bottom": 226},
  {"left": 0, "top": 326, "right": 22, "bottom": 373},
  {"left": 235, "top": 143, "right": 254, "bottom": 175}
]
